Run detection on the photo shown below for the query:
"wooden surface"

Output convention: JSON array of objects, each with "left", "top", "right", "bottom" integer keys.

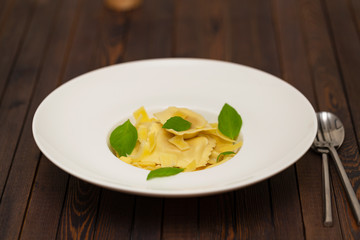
[{"left": 1, "top": 0, "right": 360, "bottom": 239}]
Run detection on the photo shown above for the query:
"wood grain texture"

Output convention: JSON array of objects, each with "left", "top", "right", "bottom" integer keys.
[
  {"left": 271, "top": 0, "right": 315, "bottom": 100},
  {"left": 299, "top": 0, "right": 360, "bottom": 238},
  {"left": 235, "top": 182, "right": 274, "bottom": 239},
  {"left": 174, "top": 0, "right": 227, "bottom": 59},
  {"left": 19, "top": 0, "right": 83, "bottom": 238},
  {"left": 94, "top": 191, "right": 135, "bottom": 239},
  {"left": 131, "top": 197, "right": 163, "bottom": 240},
  {"left": 0, "top": 0, "right": 64, "bottom": 239},
  {"left": 348, "top": 0, "right": 360, "bottom": 34},
  {"left": 0, "top": 0, "right": 35, "bottom": 101},
  {"left": 323, "top": 0, "right": 360, "bottom": 137},
  {"left": 321, "top": 0, "right": 360, "bottom": 238},
  {"left": 57, "top": 178, "right": 101, "bottom": 240},
  {"left": 0, "top": 0, "right": 14, "bottom": 34},
  {"left": 0, "top": 0, "right": 36, "bottom": 194},
  {"left": 96, "top": 7, "right": 128, "bottom": 67},
  {"left": 297, "top": 153, "right": 343, "bottom": 240},
  {"left": 20, "top": 160, "right": 69, "bottom": 239},
  {"left": 123, "top": 0, "right": 174, "bottom": 61},
  {"left": 61, "top": 0, "right": 104, "bottom": 82},
  {"left": 199, "top": 193, "right": 236, "bottom": 240},
  {"left": 228, "top": 0, "right": 279, "bottom": 73},
  {"left": 162, "top": 198, "right": 198, "bottom": 240},
  {"left": 269, "top": 168, "right": 305, "bottom": 240},
  {"left": 272, "top": 0, "right": 343, "bottom": 238}
]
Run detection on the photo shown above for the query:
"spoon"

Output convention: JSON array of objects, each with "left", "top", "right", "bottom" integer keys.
[
  {"left": 312, "top": 114, "right": 332, "bottom": 226},
  {"left": 316, "top": 111, "right": 360, "bottom": 225}
]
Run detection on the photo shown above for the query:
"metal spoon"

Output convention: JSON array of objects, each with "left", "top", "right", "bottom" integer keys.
[
  {"left": 312, "top": 114, "right": 333, "bottom": 227},
  {"left": 316, "top": 111, "right": 360, "bottom": 225}
]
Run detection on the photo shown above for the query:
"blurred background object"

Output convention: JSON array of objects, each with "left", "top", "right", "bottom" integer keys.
[{"left": 104, "top": 0, "right": 142, "bottom": 11}]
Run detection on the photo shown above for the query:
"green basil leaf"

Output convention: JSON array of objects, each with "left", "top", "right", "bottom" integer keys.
[
  {"left": 162, "top": 116, "right": 191, "bottom": 131},
  {"left": 147, "top": 167, "right": 184, "bottom": 180},
  {"left": 110, "top": 119, "right": 138, "bottom": 157},
  {"left": 217, "top": 151, "right": 236, "bottom": 162},
  {"left": 218, "top": 103, "right": 242, "bottom": 140}
]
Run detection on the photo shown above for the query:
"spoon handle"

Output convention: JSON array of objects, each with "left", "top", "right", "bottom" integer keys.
[
  {"left": 322, "top": 152, "right": 333, "bottom": 226},
  {"left": 329, "top": 146, "right": 360, "bottom": 225}
]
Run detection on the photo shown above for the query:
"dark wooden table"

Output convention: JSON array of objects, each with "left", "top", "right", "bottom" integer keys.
[{"left": 1, "top": 0, "right": 360, "bottom": 239}]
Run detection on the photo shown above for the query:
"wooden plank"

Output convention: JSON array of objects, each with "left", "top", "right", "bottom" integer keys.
[
  {"left": 0, "top": 0, "right": 65, "bottom": 238},
  {"left": 321, "top": 0, "right": 360, "bottom": 238},
  {"left": 228, "top": 0, "right": 279, "bottom": 73},
  {"left": 20, "top": 160, "right": 69, "bottom": 239},
  {"left": 349, "top": 0, "right": 360, "bottom": 34},
  {"left": 0, "top": 0, "right": 9, "bottom": 12},
  {"left": 299, "top": 0, "right": 360, "bottom": 238},
  {"left": 60, "top": 0, "right": 105, "bottom": 82},
  {"left": 271, "top": 0, "right": 343, "bottom": 238},
  {"left": 269, "top": 168, "right": 305, "bottom": 240},
  {"left": 18, "top": 0, "right": 83, "bottom": 238},
  {"left": 271, "top": 0, "right": 315, "bottom": 100},
  {"left": 199, "top": 193, "right": 236, "bottom": 239},
  {"left": 94, "top": 191, "right": 135, "bottom": 239},
  {"left": 235, "top": 182, "right": 274, "bottom": 239},
  {"left": 174, "top": 0, "right": 227, "bottom": 60},
  {"left": 323, "top": 0, "right": 360, "bottom": 150},
  {"left": 0, "top": 0, "right": 35, "bottom": 97},
  {"left": 57, "top": 178, "right": 101, "bottom": 239},
  {"left": 162, "top": 198, "right": 198, "bottom": 240},
  {"left": 297, "top": 154, "right": 343, "bottom": 240},
  {"left": 95, "top": 8, "right": 128, "bottom": 67},
  {"left": 131, "top": 197, "right": 163, "bottom": 240},
  {"left": 0, "top": 0, "right": 14, "bottom": 34},
  {"left": 0, "top": 0, "right": 35, "bottom": 193},
  {"left": 122, "top": 0, "right": 174, "bottom": 61}
]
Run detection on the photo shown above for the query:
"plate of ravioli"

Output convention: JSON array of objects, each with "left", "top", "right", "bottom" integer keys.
[{"left": 32, "top": 58, "right": 317, "bottom": 197}]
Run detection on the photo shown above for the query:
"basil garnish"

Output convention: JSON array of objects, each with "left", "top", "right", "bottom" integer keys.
[
  {"left": 162, "top": 116, "right": 191, "bottom": 131},
  {"left": 147, "top": 167, "right": 184, "bottom": 180},
  {"left": 217, "top": 151, "right": 236, "bottom": 162},
  {"left": 110, "top": 119, "right": 138, "bottom": 157},
  {"left": 218, "top": 103, "right": 242, "bottom": 140}
]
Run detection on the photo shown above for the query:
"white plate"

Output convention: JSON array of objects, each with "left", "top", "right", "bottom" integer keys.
[{"left": 32, "top": 58, "right": 317, "bottom": 197}]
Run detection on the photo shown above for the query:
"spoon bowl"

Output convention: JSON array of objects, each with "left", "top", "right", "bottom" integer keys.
[{"left": 318, "top": 112, "right": 345, "bottom": 149}]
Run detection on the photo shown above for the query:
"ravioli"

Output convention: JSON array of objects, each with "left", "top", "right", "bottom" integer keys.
[
  {"left": 114, "top": 106, "right": 242, "bottom": 171},
  {"left": 154, "top": 107, "right": 216, "bottom": 139}
]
